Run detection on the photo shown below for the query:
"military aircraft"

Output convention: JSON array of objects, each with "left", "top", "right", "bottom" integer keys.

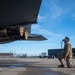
[{"left": 0, "top": 0, "right": 47, "bottom": 44}]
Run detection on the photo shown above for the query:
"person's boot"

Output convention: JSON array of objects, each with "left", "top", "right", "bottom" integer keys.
[
  {"left": 58, "top": 64, "right": 65, "bottom": 68},
  {"left": 68, "top": 65, "right": 74, "bottom": 68}
]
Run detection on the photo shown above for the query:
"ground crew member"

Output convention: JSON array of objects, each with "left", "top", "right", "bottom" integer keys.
[{"left": 57, "top": 37, "right": 73, "bottom": 68}]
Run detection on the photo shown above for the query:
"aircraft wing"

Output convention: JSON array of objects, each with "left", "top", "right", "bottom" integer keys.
[
  {"left": 0, "top": 34, "right": 47, "bottom": 44},
  {"left": 28, "top": 35, "right": 47, "bottom": 41},
  {"left": 0, "top": 0, "right": 47, "bottom": 44},
  {"left": 0, "top": 0, "right": 42, "bottom": 27}
]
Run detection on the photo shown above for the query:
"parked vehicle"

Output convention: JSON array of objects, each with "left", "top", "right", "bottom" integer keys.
[{"left": 39, "top": 52, "right": 47, "bottom": 58}]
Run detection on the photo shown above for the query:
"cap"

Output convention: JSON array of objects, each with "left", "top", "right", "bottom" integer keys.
[{"left": 62, "top": 37, "right": 70, "bottom": 41}]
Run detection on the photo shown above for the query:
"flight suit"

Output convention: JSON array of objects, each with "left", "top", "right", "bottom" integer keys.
[{"left": 58, "top": 42, "right": 73, "bottom": 68}]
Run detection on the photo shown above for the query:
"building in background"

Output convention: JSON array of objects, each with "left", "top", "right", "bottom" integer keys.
[
  {"left": 48, "top": 48, "right": 75, "bottom": 58},
  {"left": 0, "top": 53, "right": 13, "bottom": 58}
]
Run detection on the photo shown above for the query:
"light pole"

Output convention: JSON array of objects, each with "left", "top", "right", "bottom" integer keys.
[{"left": 61, "top": 41, "right": 63, "bottom": 49}]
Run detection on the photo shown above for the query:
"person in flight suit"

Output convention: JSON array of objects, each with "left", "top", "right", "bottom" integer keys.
[{"left": 57, "top": 37, "right": 73, "bottom": 68}]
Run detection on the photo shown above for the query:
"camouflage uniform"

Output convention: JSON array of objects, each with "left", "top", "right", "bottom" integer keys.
[{"left": 58, "top": 38, "right": 73, "bottom": 68}]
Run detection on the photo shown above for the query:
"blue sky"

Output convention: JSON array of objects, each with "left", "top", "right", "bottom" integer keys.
[{"left": 0, "top": 0, "right": 75, "bottom": 55}]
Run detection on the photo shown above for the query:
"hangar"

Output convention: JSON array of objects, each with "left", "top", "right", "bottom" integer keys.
[{"left": 48, "top": 48, "right": 75, "bottom": 58}]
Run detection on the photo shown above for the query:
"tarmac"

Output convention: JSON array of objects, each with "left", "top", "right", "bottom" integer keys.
[{"left": 0, "top": 58, "right": 75, "bottom": 75}]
